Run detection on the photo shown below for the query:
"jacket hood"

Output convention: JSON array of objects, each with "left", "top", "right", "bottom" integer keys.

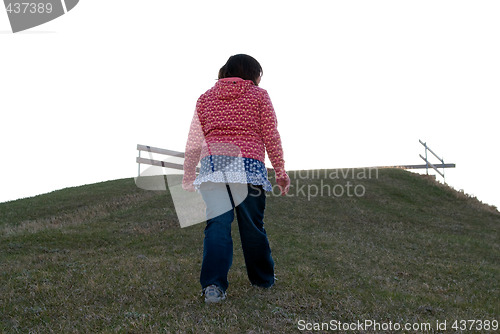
[{"left": 213, "top": 77, "right": 254, "bottom": 100}]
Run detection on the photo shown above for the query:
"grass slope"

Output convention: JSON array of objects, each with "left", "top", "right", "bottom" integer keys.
[{"left": 0, "top": 169, "right": 499, "bottom": 333}]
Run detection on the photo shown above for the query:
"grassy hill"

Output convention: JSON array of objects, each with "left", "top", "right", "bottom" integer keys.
[{"left": 0, "top": 168, "right": 498, "bottom": 333}]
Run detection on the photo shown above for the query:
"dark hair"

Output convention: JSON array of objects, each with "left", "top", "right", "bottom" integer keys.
[{"left": 218, "top": 54, "right": 263, "bottom": 86}]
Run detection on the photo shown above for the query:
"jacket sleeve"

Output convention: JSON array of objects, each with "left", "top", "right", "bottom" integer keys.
[
  {"left": 259, "top": 90, "right": 288, "bottom": 181},
  {"left": 182, "top": 104, "right": 204, "bottom": 189}
]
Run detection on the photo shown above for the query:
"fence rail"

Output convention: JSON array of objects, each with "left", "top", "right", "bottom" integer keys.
[
  {"left": 378, "top": 163, "right": 456, "bottom": 170},
  {"left": 136, "top": 144, "right": 199, "bottom": 176},
  {"left": 136, "top": 144, "right": 185, "bottom": 158}
]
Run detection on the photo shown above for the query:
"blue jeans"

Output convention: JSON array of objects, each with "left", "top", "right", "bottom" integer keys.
[{"left": 199, "top": 182, "right": 275, "bottom": 292}]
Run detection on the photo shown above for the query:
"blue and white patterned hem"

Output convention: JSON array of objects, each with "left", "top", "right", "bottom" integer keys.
[{"left": 193, "top": 156, "right": 273, "bottom": 192}]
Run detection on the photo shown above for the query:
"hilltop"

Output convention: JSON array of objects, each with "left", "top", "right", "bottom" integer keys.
[{"left": 0, "top": 168, "right": 498, "bottom": 333}]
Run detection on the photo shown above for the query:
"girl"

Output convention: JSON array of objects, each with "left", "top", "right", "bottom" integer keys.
[{"left": 183, "top": 54, "right": 290, "bottom": 303}]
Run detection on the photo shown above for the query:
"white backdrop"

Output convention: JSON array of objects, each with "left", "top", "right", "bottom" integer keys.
[{"left": 1, "top": 1, "right": 499, "bottom": 209}]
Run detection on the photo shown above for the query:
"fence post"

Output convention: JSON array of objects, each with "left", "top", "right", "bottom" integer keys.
[
  {"left": 419, "top": 139, "right": 449, "bottom": 183},
  {"left": 138, "top": 149, "right": 141, "bottom": 177},
  {"left": 424, "top": 142, "right": 429, "bottom": 175},
  {"left": 442, "top": 155, "right": 445, "bottom": 183}
]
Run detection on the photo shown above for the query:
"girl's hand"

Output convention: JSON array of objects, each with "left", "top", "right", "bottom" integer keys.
[
  {"left": 277, "top": 175, "right": 291, "bottom": 196},
  {"left": 182, "top": 182, "right": 196, "bottom": 192}
]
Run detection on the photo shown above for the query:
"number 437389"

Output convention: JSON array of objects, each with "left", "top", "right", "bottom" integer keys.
[{"left": 5, "top": 3, "right": 53, "bottom": 14}]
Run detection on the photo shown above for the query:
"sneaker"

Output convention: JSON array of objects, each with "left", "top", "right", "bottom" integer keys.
[{"left": 202, "top": 285, "right": 226, "bottom": 303}]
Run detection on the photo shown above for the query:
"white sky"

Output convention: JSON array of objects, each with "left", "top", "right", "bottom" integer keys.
[{"left": 1, "top": 0, "right": 499, "bottom": 209}]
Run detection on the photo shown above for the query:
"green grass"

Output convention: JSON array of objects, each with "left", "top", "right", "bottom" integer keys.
[{"left": 0, "top": 169, "right": 499, "bottom": 333}]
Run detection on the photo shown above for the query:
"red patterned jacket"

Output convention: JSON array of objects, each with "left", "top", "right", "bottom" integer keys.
[{"left": 183, "top": 77, "right": 287, "bottom": 188}]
